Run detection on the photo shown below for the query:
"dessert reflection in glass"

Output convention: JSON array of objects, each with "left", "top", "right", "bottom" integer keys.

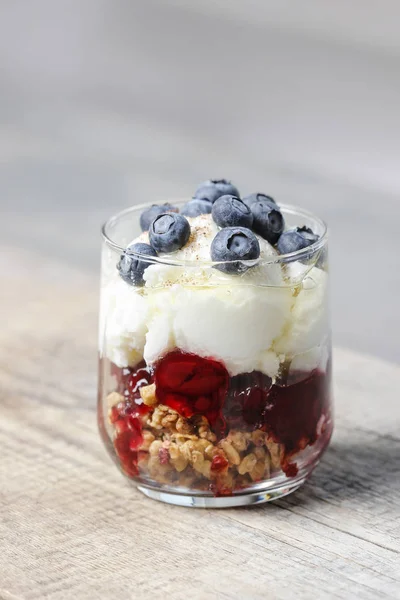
[{"left": 98, "top": 180, "right": 332, "bottom": 507}]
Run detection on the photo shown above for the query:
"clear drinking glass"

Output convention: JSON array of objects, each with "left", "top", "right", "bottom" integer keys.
[{"left": 98, "top": 202, "right": 332, "bottom": 507}]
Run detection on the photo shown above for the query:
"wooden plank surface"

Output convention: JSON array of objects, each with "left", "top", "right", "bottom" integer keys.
[{"left": 0, "top": 246, "right": 399, "bottom": 600}]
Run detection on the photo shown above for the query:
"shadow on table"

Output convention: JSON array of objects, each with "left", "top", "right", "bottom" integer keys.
[{"left": 284, "top": 435, "right": 400, "bottom": 506}]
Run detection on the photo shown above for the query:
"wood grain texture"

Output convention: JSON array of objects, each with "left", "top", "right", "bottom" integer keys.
[{"left": 0, "top": 246, "right": 399, "bottom": 600}]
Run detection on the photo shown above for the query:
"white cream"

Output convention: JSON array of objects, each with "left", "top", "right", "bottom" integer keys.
[
  {"left": 100, "top": 279, "right": 149, "bottom": 367},
  {"left": 171, "top": 284, "right": 292, "bottom": 376},
  {"left": 274, "top": 268, "right": 328, "bottom": 355},
  {"left": 289, "top": 344, "right": 330, "bottom": 374},
  {"left": 100, "top": 214, "right": 329, "bottom": 377}
]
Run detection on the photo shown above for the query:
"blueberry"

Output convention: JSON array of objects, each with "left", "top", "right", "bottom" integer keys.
[
  {"left": 140, "top": 203, "right": 178, "bottom": 231},
  {"left": 149, "top": 213, "right": 191, "bottom": 253},
  {"left": 297, "top": 226, "right": 319, "bottom": 245},
  {"left": 250, "top": 200, "right": 284, "bottom": 244},
  {"left": 212, "top": 195, "right": 253, "bottom": 229},
  {"left": 117, "top": 243, "right": 158, "bottom": 286},
  {"left": 181, "top": 198, "right": 212, "bottom": 217},
  {"left": 194, "top": 179, "right": 240, "bottom": 203},
  {"left": 211, "top": 227, "right": 260, "bottom": 274},
  {"left": 242, "top": 193, "right": 277, "bottom": 209},
  {"left": 277, "top": 226, "right": 319, "bottom": 256}
]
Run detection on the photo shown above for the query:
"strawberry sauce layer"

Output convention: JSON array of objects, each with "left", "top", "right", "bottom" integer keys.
[
  {"left": 110, "top": 350, "right": 330, "bottom": 480},
  {"left": 110, "top": 362, "right": 153, "bottom": 476},
  {"left": 225, "top": 367, "right": 331, "bottom": 475}
]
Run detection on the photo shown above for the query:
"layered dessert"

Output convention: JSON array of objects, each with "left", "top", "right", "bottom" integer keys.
[{"left": 98, "top": 179, "right": 332, "bottom": 500}]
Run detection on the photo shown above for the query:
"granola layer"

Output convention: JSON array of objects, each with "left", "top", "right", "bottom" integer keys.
[{"left": 108, "top": 385, "right": 283, "bottom": 496}]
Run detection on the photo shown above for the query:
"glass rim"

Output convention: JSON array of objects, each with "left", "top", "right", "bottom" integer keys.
[{"left": 101, "top": 201, "right": 328, "bottom": 267}]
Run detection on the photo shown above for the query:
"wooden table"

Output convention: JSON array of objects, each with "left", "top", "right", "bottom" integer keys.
[{"left": 1, "top": 247, "right": 399, "bottom": 600}]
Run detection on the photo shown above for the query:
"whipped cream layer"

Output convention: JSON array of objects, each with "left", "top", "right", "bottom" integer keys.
[{"left": 100, "top": 214, "right": 329, "bottom": 378}]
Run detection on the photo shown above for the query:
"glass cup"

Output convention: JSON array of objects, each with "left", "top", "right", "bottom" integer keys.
[{"left": 98, "top": 202, "right": 332, "bottom": 507}]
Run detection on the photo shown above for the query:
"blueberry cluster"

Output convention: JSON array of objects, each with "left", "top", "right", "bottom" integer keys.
[
  {"left": 205, "top": 182, "right": 286, "bottom": 273},
  {"left": 117, "top": 180, "right": 239, "bottom": 286},
  {"left": 204, "top": 182, "right": 320, "bottom": 273},
  {"left": 118, "top": 178, "right": 321, "bottom": 284},
  {"left": 119, "top": 202, "right": 190, "bottom": 286}
]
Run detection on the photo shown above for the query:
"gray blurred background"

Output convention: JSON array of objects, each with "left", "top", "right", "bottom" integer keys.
[{"left": 1, "top": 0, "right": 399, "bottom": 363}]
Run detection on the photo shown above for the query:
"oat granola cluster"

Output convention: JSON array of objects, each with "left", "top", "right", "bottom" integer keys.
[{"left": 107, "top": 383, "right": 282, "bottom": 494}]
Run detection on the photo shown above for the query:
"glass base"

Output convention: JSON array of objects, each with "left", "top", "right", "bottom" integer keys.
[{"left": 137, "top": 474, "right": 307, "bottom": 508}]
